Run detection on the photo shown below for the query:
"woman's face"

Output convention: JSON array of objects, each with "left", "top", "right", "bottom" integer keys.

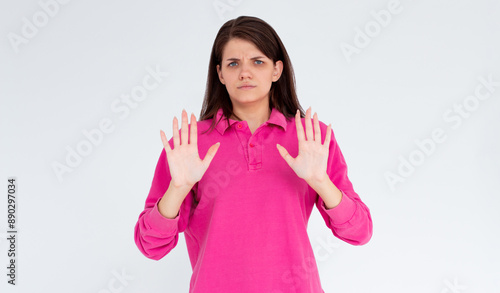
[{"left": 217, "top": 38, "right": 283, "bottom": 109}]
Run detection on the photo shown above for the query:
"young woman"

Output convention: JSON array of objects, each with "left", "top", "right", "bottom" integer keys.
[{"left": 134, "top": 16, "right": 372, "bottom": 292}]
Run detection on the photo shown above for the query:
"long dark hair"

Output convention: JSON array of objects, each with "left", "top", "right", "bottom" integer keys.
[{"left": 199, "top": 16, "right": 305, "bottom": 134}]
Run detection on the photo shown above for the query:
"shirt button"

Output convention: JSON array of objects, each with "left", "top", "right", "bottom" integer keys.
[
  {"left": 237, "top": 123, "right": 242, "bottom": 129},
  {"left": 249, "top": 143, "right": 254, "bottom": 147}
]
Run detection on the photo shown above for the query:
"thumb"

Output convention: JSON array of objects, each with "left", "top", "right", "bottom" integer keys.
[
  {"left": 276, "top": 143, "right": 294, "bottom": 168},
  {"left": 202, "top": 142, "right": 220, "bottom": 167}
]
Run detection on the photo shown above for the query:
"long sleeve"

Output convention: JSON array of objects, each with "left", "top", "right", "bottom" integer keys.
[
  {"left": 131, "top": 108, "right": 369, "bottom": 291},
  {"left": 134, "top": 144, "right": 195, "bottom": 260},
  {"left": 315, "top": 126, "right": 373, "bottom": 246}
]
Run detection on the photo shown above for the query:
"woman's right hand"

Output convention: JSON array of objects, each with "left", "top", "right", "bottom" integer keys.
[{"left": 160, "top": 109, "right": 220, "bottom": 194}]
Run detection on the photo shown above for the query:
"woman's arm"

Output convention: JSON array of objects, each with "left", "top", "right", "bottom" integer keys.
[
  {"left": 314, "top": 127, "right": 373, "bottom": 246},
  {"left": 134, "top": 149, "right": 194, "bottom": 260},
  {"left": 134, "top": 110, "right": 219, "bottom": 260},
  {"left": 276, "top": 107, "right": 373, "bottom": 245},
  {"left": 158, "top": 183, "right": 193, "bottom": 219}
]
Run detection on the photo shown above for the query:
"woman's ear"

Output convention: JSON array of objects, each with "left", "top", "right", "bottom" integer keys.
[
  {"left": 272, "top": 60, "right": 284, "bottom": 82},
  {"left": 216, "top": 64, "right": 225, "bottom": 85}
]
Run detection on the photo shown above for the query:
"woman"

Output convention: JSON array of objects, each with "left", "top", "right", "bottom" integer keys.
[{"left": 134, "top": 16, "right": 372, "bottom": 292}]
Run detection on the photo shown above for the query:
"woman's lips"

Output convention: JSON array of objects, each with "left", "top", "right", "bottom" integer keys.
[{"left": 238, "top": 85, "right": 256, "bottom": 90}]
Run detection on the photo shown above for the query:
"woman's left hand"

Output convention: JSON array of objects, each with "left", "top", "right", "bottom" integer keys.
[{"left": 276, "top": 106, "right": 332, "bottom": 186}]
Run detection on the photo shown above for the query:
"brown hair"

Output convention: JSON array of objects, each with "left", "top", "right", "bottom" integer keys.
[{"left": 199, "top": 16, "right": 305, "bottom": 134}]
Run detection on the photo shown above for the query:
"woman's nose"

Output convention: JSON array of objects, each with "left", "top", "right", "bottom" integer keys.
[{"left": 238, "top": 62, "right": 252, "bottom": 79}]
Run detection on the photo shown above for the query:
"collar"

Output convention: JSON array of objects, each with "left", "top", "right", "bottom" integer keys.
[{"left": 214, "top": 107, "right": 288, "bottom": 135}]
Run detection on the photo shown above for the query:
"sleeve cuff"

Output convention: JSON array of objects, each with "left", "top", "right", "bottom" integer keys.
[
  {"left": 320, "top": 189, "right": 358, "bottom": 226},
  {"left": 146, "top": 197, "right": 180, "bottom": 235}
]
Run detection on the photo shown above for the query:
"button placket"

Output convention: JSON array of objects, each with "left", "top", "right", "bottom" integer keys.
[
  {"left": 248, "top": 132, "right": 262, "bottom": 170},
  {"left": 233, "top": 122, "right": 250, "bottom": 167},
  {"left": 233, "top": 121, "right": 265, "bottom": 171}
]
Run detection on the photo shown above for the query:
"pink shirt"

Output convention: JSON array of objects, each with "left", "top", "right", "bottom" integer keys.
[{"left": 134, "top": 107, "right": 373, "bottom": 292}]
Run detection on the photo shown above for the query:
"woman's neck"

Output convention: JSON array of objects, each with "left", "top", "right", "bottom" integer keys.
[{"left": 230, "top": 103, "right": 271, "bottom": 134}]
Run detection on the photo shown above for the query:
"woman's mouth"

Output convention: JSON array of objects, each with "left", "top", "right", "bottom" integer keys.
[{"left": 238, "top": 85, "right": 256, "bottom": 90}]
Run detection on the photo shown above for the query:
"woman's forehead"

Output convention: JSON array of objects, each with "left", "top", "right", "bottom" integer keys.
[{"left": 222, "top": 38, "right": 268, "bottom": 59}]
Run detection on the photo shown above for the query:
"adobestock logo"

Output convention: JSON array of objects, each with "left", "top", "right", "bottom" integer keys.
[
  {"left": 213, "top": 0, "right": 243, "bottom": 21},
  {"left": 340, "top": 0, "right": 404, "bottom": 63},
  {"left": 196, "top": 158, "right": 242, "bottom": 211},
  {"left": 51, "top": 64, "right": 169, "bottom": 183},
  {"left": 312, "top": 234, "right": 341, "bottom": 262},
  {"left": 7, "top": 0, "right": 72, "bottom": 54},
  {"left": 440, "top": 277, "right": 466, "bottom": 293},
  {"left": 385, "top": 74, "right": 499, "bottom": 192},
  {"left": 97, "top": 268, "right": 134, "bottom": 293},
  {"left": 270, "top": 256, "right": 318, "bottom": 293},
  {"left": 196, "top": 125, "right": 279, "bottom": 211}
]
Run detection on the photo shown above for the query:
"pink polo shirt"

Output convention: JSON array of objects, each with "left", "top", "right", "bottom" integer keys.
[{"left": 134, "top": 107, "right": 372, "bottom": 292}]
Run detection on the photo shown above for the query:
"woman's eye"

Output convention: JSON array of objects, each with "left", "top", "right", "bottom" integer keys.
[
  {"left": 229, "top": 62, "right": 237, "bottom": 67},
  {"left": 255, "top": 60, "right": 263, "bottom": 65}
]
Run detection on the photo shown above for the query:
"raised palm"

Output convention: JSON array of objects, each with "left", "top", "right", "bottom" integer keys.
[{"left": 160, "top": 109, "right": 220, "bottom": 190}]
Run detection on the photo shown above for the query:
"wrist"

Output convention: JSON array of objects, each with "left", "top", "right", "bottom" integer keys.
[
  {"left": 158, "top": 183, "right": 193, "bottom": 219},
  {"left": 305, "top": 173, "right": 330, "bottom": 191}
]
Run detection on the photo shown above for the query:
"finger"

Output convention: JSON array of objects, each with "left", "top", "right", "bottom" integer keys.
[
  {"left": 181, "top": 109, "right": 188, "bottom": 146},
  {"left": 305, "top": 106, "right": 313, "bottom": 141},
  {"left": 172, "top": 116, "right": 180, "bottom": 147},
  {"left": 276, "top": 143, "right": 294, "bottom": 168},
  {"left": 160, "top": 129, "right": 172, "bottom": 153},
  {"left": 324, "top": 123, "right": 332, "bottom": 150},
  {"left": 313, "top": 112, "right": 321, "bottom": 143},
  {"left": 202, "top": 142, "right": 220, "bottom": 168},
  {"left": 190, "top": 113, "right": 197, "bottom": 146},
  {"left": 295, "top": 109, "right": 305, "bottom": 143}
]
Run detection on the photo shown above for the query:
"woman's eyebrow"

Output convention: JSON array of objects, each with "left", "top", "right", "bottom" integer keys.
[{"left": 225, "top": 56, "right": 266, "bottom": 61}]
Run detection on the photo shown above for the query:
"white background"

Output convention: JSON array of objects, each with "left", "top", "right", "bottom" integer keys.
[{"left": 1, "top": 0, "right": 499, "bottom": 292}]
